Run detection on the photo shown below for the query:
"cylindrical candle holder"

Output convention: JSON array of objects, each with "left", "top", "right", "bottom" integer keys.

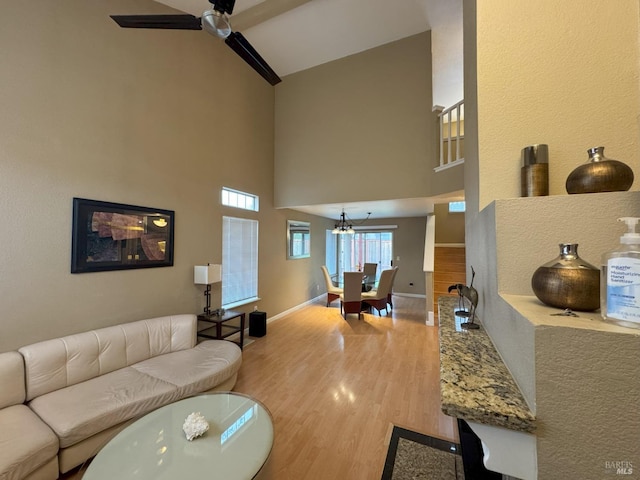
[{"left": 521, "top": 144, "right": 549, "bottom": 197}]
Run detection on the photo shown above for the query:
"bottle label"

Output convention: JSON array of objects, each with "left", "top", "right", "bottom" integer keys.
[{"left": 607, "top": 257, "right": 640, "bottom": 323}]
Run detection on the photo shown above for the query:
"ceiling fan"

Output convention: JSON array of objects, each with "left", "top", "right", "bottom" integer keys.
[{"left": 111, "top": 0, "right": 282, "bottom": 86}]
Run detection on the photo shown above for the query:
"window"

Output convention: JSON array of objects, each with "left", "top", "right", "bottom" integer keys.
[
  {"left": 448, "top": 201, "right": 466, "bottom": 213},
  {"left": 290, "top": 230, "right": 310, "bottom": 257},
  {"left": 333, "top": 231, "right": 393, "bottom": 281},
  {"left": 222, "top": 187, "right": 259, "bottom": 212},
  {"left": 222, "top": 216, "right": 259, "bottom": 307},
  {"left": 325, "top": 230, "right": 338, "bottom": 275}
]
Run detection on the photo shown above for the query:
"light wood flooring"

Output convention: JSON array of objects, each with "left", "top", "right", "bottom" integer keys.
[
  {"left": 233, "top": 295, "right": 458, "bottom": 479},
  {"left": 63, "top": 295, "right": 456, "bottom": 480}
]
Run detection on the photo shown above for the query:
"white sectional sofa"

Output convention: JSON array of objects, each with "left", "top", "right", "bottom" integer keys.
[
  {"left": 0, "top": 314, "right": 242, "bottom": 479},
  {"left": 0, "top": 351, "right": 59, "bottom": 480}
]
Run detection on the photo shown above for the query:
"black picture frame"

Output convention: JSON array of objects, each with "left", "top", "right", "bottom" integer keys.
[{"left": 71, "top": 198, "right": 174, "bottom": 273}]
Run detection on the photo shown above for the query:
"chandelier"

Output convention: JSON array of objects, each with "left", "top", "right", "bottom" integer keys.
[
  {"left": 332, "top": 210, "right": 371, "bottom": 235},
  {"left": 332, "top": 210, "right": 354, "bottom": 235}
]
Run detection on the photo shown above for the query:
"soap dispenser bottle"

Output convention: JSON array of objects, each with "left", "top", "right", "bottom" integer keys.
[{"left": 601, "top": 217, "right": 640, "bottom": 329}]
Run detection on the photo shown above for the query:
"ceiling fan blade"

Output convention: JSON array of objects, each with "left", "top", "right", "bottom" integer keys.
[
  {"left": 215, "top": 0, "right": 236, "bottom": 15},
  {"left": 110, "top": 15, "right": 202, "bottom": 30},
  {"left": 225, "top": 31, "right": 282, "bottom": 86}
]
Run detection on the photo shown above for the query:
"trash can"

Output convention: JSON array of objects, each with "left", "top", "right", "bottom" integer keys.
[{"left": 249, "top": 311, "right": 267, "bottom": 337}]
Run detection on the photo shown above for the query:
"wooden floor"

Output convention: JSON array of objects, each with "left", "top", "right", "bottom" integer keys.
[
  {"left": 62, "top": 296, "right": 456, "bottom": 480},
  {"left": 233, "top": 295, "right": 458, "bottom": 480}
]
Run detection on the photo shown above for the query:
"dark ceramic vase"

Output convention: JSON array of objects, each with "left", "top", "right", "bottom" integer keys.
[
  {"left": 566, "top": 146, "right": 634, "bottom": 194},
  {"left": 531, "top": 243, "right": 600, "bottom": 311}
]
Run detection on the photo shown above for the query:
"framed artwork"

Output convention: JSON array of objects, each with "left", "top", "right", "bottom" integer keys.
[{"left": 71, "top": 198, "right": 174, "bottom": 273}]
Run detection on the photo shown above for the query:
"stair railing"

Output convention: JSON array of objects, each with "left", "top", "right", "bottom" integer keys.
[{"left": 434, "top": 99, "right": 464, "bottom": 172}]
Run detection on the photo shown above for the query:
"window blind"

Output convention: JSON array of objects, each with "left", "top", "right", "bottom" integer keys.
[{"left": 222, "top": 216, "right": 259, "bottom": 307}]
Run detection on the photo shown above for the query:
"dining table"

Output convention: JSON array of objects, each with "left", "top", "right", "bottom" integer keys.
[{"left": 332, "top": 273, "right": 377, "bottom": 292}]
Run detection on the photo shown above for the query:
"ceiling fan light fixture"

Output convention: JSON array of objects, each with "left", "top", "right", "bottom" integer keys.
[
  {"left": 109, "top": 0, "right": 280, "bottom": 86},
  {"left": 201, "top": 9, "right": 231, "bottom": 39}
]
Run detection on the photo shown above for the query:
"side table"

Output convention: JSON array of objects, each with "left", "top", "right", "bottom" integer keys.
[{"left": 197, "top": 310, "right": 245, "bottom": 350}]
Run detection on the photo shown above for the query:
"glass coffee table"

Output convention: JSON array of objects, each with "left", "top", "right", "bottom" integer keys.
[{"left": 82, "top": 392, "right": 273, "bottom": 480}]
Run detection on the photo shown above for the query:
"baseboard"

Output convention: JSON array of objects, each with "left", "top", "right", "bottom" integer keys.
[
  {"left": 426, "top": 310, "right": 435, "bottom": 326},
  {"left": 224, "top": 297, "right": 322, "bottom": 342},
  {"left": 268, "top": 296, "right": 323, "bottom": 323},
  {"left": 393, "top": 292, "right": 426, "bottom": 299}
]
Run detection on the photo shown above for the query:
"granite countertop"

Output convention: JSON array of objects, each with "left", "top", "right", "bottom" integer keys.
[{"left": 438, "top": 296, "right": 536, "bottom": 433}]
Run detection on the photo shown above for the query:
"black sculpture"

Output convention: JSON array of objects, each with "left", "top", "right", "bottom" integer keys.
[{"left": 448, "top": 266, "right": 479, "bottom": 329}]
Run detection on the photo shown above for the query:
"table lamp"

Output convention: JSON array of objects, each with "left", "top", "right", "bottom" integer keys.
[{"left": 194, "top": 264, "right": 222, "bottom": 315}]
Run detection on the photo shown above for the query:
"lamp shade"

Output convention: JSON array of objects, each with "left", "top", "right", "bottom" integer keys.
[{"left": 194, "top": 264, "right": 222, "bottom": 285}]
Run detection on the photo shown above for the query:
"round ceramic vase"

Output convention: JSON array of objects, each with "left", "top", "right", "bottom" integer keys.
[
  {"left": 531, "top": 243, "right": 600, "bottom": 311},
  {"left": 566, "top": 146, "right": 634, "bottom": 194}
]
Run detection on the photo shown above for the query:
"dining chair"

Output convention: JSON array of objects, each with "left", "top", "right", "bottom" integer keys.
[
  {"left": 363, "top": 263, "right": 377, "bottom": 277},
  {"left": 340, "top": 271, "right": 365, "bottom": 319},
  {"left": 362, "top": 263, "right": 377, "bottom": 291},
  {"left": 362, "top": 268, "right": 395, "bottom": 316},
  {"left": 321, "top": 266, "right": 343, "bottom": 308}
]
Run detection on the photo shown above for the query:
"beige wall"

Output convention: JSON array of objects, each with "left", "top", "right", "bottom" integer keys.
[
  {"left": 431, "top": 12, "right": 463, "bottom": 108},
  {"left": 472, "top": 0, "right": 640, "bottom": 210},
  {"left": 463, "top": 1, "right": 640, "bottom": 478},
  {"left": 434, "top": 203, "right": 465, "bottom": 244},
  {"left": 0, "top": 0, "right": 331, "bottom": 352},
  {"left": 535, "top": 324, "right": 640, "bottom": 479},
  {"left": 382, "top": 216, "right": 427, "bottom": 296},
  {"left": 274, "top": 32, "right": 440, "bottom": 208}
]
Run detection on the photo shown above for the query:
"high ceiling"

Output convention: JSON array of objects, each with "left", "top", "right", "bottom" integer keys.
[
  {"left": 154, "top": 0, "right": 463, "bottom": 106},
  {"left": 150, "top": 0, "right": 465, "bottom": 219}
]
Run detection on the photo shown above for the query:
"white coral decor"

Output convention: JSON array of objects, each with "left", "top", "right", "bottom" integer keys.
[{"left": 182, "top": 412, "right": 209, "bottom": 441}]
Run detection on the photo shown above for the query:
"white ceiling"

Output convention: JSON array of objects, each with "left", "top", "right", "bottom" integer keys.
[
  {"left": 150, "top": 0, "right": 464, "bottom": 219},
  {"left": 154, "top": 0, "right": 463, "bottom": 105},
  {"left": 287, "top": 195, "right": 464, "bottom": 222}
]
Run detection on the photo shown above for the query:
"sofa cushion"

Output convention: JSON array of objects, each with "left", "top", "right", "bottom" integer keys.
[
  {"left": 0, "top": 404, "right": 58, "bottom": 480},
  {"left": 19, "top": 314, "right": 197, "bottom": 401},
  {"left": 27, "top": 367, "right": 179, "bottom": 448},
  {"left": 0, "top": 352, "right": 25, "bottom": 409},
  {"left": 131, "top": 340, "right": 242, "bottom": 397}
]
